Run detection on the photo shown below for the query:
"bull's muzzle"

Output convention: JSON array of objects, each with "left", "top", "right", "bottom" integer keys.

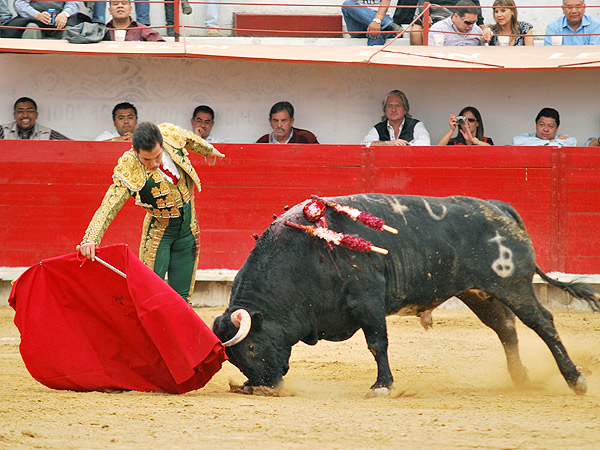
[{"left": 222, "top": 309, "right": 251, "bottom": 347}]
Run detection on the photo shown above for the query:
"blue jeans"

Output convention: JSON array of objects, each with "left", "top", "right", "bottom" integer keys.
[
  {"left": 342, "top": 0, "right": 393, "bottom": 46},
  {"left": 92, "top": 1, "right": 150, "bottom": 26}
]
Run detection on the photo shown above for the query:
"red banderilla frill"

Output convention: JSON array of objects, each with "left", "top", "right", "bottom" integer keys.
[
  {"left": 311, "top": 196, "right": 398, "bottom": 234},
  {"left": 284, "top": 221, "right": 388, "bottom": 255}
]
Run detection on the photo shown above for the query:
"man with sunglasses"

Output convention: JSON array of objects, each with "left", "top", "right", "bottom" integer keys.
[{"left": 428, "top": 0, "right": 491, "bottom": 45}]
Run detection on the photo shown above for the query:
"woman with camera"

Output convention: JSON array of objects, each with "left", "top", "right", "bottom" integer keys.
[{"left": 437, "top": 106, "right": 494, "bottom": 146}]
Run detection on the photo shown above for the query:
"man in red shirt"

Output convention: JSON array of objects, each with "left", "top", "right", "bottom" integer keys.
[
  {"left": 106, "top": 0, "right": 164, "bottom": 41},
  {"left": 256, "top": 101, "right": 319, "bottom": 144}
]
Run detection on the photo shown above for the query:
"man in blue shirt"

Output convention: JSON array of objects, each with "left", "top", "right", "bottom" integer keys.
[
  {"left": 512, "top": 108, "right": 577, "bottom": 147},
  {"left": 545, "top": 0, "right": 600, "bottom": 45}
]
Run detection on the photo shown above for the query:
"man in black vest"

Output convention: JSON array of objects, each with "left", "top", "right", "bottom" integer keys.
[{"left": 362, "top": 90, "right": 431, "bottom": 147}]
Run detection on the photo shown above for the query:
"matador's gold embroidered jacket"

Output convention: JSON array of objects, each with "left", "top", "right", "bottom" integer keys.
[{"left": 82, "top": 123, "right": 216, "bottom": 244}]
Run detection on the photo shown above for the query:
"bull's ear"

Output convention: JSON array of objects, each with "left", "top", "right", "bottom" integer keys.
[{"left": 251, "top": 311, "right": 263, "bottom": 331}]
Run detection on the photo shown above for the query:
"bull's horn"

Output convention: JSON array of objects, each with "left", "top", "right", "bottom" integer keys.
[{"left": 222, "top": 309, "right": 251, "bottom": 347}]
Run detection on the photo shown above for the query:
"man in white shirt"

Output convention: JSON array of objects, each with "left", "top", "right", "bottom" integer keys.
[
  {"left": 512, "top": 107, "right": 577, "bottom": 147},
  {"left": 95, "top": 102, "right": 138, "bottom": 142},
  {"left": 190, "top": 105, "right": 225, "bottom": 143},
  {"left": 363, "top": 90, "right": 431, "bottom": 146},
  {"left": 428, "top": 0, "right": 491, "bottom": 46}
]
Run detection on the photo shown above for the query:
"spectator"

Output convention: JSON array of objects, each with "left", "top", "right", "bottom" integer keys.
[
  {"left": 96, "top": 102, "right": 138, "bottom": 141},
  {"left": 393, "top": 0, "right": 418, "bottom": 28},
  {"left": 257, "top": 102, "right": 319, "bottom": 144},
  {"left": 584, "top": 130, "right": 600, "bottom": 146},
  {"left": 585, "top": 137, "right": 600, "bottom": 146},
  {"left": 363, "top": 90, "right": 430, "bottom": 146},
  {"left": 191, "top": 105, "right": 225, "bottom": 143},
  {"left": 1, "top": 97, "right": 70, "bottom": 140},
  {"left": 438, "top": 107, "right": 493, "bottom": 146},
  {"left": 428, "top": 0, "right": 492, "bottom": 46},
  {"left": 164, "top": 0, "right": 193, "bottom": 37},
  {"left": 0, "top": 0, "right": 14, "bottom": 36},
  {"left": 409, "top": 0, "right": 484, "bottom": 45},
  {"left": 512, "top": 108, "right": 577, "bottom": 147},
  {"left": 3, "top": 0, "right": 89, "bottom": 39},
  {"left": 203, "top": 0, "right": 222, "bottom": 37},
  {"left": 89, "top": 0, "right": 149, "bottom": 27},
  {"left": 487, "top": 0, "right": 533, "bottom": 46},
  {"left": 105, "top": 1, "right": 164, "bottom": 41},
  {"left": 342, "top": 0, "right": 403, "bottom": 46},
  {"left": 545, "top": 0, "right": 600, "bottom": 46}
]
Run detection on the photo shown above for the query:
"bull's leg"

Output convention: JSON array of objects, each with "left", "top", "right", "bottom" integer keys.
[
  {"left": 457, "top": 290, "right": 529, "bottom": 386},
  {"left": 494, "top": 284, "right": 587, "bottom": 394},
  {"left": 347, "top": 290, "right": 394, "bottom": 395}
]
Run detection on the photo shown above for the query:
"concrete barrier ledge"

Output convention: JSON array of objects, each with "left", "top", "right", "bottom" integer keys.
[{"left": 2, "top": 267, "right": 600, "bottom": 309}]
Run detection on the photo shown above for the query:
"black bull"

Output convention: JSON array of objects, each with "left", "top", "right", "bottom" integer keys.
[{"left": 213, "top": 194, "right": 600, "bottom": 395}]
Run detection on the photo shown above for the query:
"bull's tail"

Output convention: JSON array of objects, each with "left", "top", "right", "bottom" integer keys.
[{"left": 535, "top": 266, "right": 600, "bottom": 311}]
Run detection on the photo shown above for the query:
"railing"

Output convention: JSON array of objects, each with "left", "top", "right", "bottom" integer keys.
[{"left": 0, "top": 1, "right": 599, "bottom": 43}]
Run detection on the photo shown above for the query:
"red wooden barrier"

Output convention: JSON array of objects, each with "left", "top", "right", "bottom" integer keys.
[{"left": 1, "top": 141, "right": 599, "bottom": 273}]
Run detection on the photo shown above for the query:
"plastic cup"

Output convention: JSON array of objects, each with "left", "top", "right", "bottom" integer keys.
[
  {"left": 114, "top": 30, "right": 127, "bottom": 41},
  {"left": 551, "top": 36, "right": 562, "bottom": 46},
  {"left": 497, "top": 35, "right": 509, "bottom": 46},
  {"left": 433, "top": 34, "right": 444, "bottom": 46}
]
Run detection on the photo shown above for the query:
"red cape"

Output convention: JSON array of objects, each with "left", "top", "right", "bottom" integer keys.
[{"left": 8, "top": 244, "right": 227, "bottom": 394}]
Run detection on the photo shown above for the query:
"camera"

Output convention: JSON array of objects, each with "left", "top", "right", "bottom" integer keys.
[{"left": 456, "top": 115, "right": 466, "bottom": 125}]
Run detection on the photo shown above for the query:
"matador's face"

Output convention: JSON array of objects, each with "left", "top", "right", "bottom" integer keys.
[{"left": 137, "top": 142, "right": 163, "bottom": 171}]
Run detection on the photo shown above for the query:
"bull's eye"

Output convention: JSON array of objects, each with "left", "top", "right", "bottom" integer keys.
[{"left": 248, "top": 344, "right": 255, "bottom": 353}]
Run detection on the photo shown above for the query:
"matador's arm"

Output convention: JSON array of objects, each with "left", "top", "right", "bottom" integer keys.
[
  {"left": 81, "top": 182, "right": 131, "bottom": 245},
  {"left": 159, "top": 123, "right": 225, "bottom": 158}
]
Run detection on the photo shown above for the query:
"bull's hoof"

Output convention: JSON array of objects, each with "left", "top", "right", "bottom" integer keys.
[
  {"left": 229, "top": 381, "right": 283, "bottom": 396},
  {"left": 571, "top": 373, "right": 587, "bottom": 395},
  {"left": 365, "top": 383, "right": 396, "bottom": 398}
]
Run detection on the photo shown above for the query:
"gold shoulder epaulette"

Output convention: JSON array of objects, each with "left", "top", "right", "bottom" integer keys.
[
  {"left": 113, "top": 149, "right": 146, "bottom": 192},
  {"left": 159, "top": 122, "right": 186, "bottom": 149}
]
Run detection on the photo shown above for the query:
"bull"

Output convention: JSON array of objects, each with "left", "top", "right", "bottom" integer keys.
[{"left": 213, "top": 194, "right": 600, "bottom": 396}]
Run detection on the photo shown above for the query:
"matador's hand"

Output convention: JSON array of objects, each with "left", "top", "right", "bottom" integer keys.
[{"left": 77, "top": 242, "right": 97, "bottom": 261}]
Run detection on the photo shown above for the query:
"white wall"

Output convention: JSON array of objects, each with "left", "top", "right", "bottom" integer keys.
[{"left": 1, "top": 53, "right": 598, "bottom": 145}]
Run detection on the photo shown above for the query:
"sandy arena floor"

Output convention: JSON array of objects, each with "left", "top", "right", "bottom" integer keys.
[{"left": 1, "top": 306, "right": 600, "bottom": 449}]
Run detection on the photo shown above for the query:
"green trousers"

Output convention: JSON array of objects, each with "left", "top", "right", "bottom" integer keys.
[{"left": 140, "top": 201, "right": 200, "bottom": 303}]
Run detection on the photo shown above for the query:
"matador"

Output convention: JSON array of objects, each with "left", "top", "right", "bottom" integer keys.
[{"left": 78, "top": 121, "right": 225, "bottom": 302}]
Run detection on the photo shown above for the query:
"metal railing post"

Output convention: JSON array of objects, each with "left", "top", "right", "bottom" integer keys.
[
  {"left": 423, "top": 2, "right": 431, "bottom": 46},
  {"left": 174, "top": 0, "right": 181, "bottom": 41}
]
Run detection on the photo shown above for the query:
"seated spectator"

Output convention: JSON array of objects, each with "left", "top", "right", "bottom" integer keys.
[
  {"left": 106, "top": 1, "right": 164, "bottom": 41},
  {"left": 257, "top": 102, "right": 319, "bottom": 144},
  {"left": 428, "top": 0, "right": 492, "bottom": 46},
  {"left": 512, "top": 108, "right": 577, "bottom": 147},
  {"left": 95, "top": 102, "right": 138, "bottom": 141},
  {"left": 191, "top": 105, "right": 225, "bottom": 143},
  {"left": 341, "top": 0, "right": 402, "bottom": 46},
  {"left": 3, "top": 0, "right": 89, "bottom": 39},
  {"left": 165, "top": 0, "right": 193, "bottom": 37},
  {"left": 363, "top": 90, "right": 430, "bottom": 146},
  {"left": 585, "top": 135, "right": 600, "bottom": 146},
  {"left": 487, "top": 0, "right": 533, "bottom": 46},
  {"left": 88, "top": 0, "right": 149, "bottom": 27},
  {"left": 438, "top": 107, "right": 493, "bottom": 146},
  {"left": 409, "top": 0, "right": 484, "bottom": 45},
  {"left": 545, "top": 0, "right": 600, "bottom": 46},
  {"left": 0, "top": 0, "right": 14, "bottom": 36},
  {"left": 1, "top": 97, "right": 70, "bottom": 140}
]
